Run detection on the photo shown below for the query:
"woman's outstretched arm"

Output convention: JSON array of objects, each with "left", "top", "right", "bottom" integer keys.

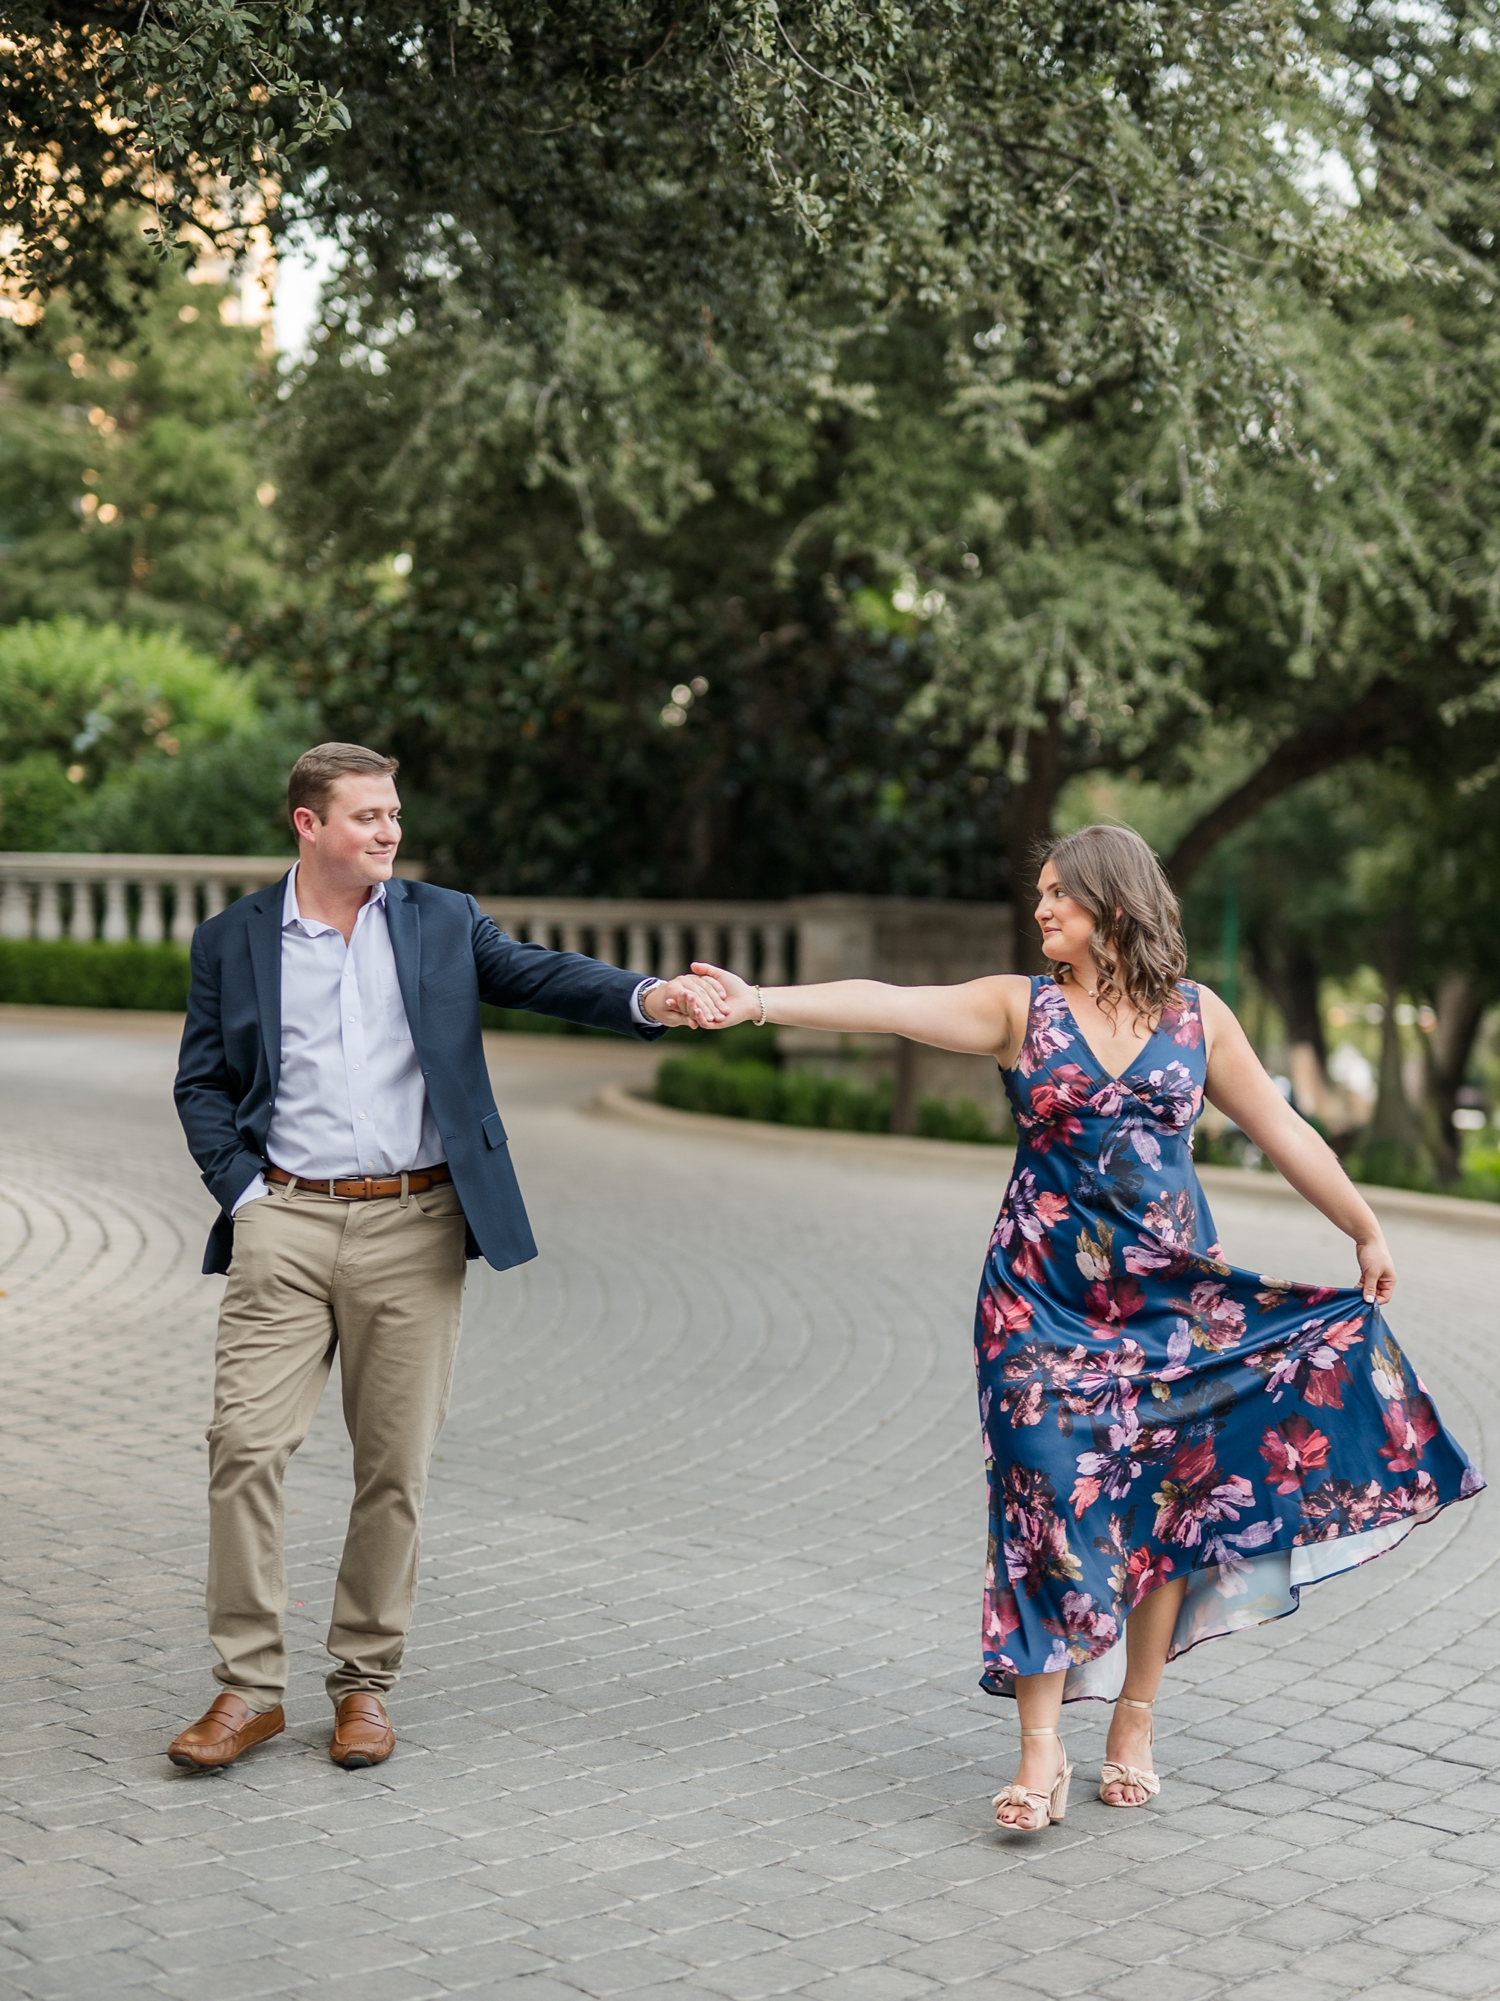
[
  {"left": 690, "top": 963, "right": 1032, "bottom": 1062},
  {"left": 1200, "top": 985, "right": 1396, "bottom": 1304}
]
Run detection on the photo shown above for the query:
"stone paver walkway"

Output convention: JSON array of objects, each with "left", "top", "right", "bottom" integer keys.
[{"left": 0, "top": 1016, "right": 1495, "bottom": 2001}]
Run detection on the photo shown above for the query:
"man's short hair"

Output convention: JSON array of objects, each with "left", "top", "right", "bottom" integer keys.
[{"left": 287, "top": 743, "right": 400, "bottom": 828}]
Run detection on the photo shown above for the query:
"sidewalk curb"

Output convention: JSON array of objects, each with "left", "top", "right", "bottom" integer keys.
[
  {"left": 592, "top": 1082, "right": 1500, "bottom": 1232},
  {"left": 0, "top": 1002, "right": 187, "bottom": 1035}
]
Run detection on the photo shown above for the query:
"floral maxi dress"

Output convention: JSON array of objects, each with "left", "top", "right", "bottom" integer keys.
[{"left": 977, "top": 977, "right": 1485, "bottom": 1702}]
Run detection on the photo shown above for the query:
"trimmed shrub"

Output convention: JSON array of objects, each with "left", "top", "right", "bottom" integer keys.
[
  {"left": 656, "top": 1055, "right": 893, "bottom": 1132},
  {"left": 656, "top": 1052, "right": 1010, "bottom": 1144},
  {"left": 0, "top": 940, "right": 192, "bottom": 1010},
  {"left": 915, "top": 1096, "right": 1004, "bottom": 1144},
  {"left": 1457, "top": 1143, "right": 1500, "bottom": 1204},
  {"left": 685, "top": 1022, "right": 782, "bottom": 1066}
]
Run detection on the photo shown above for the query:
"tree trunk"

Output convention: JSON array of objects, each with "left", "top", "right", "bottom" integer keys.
[
  {"left": 1424, "top": 969, "right": 1488, "bottom": 1185},
  {"left": 1165, "top": 676, "right": 1409, "bottom": 891},
  {"left": 1250, "top": 936, "right": 1343, "bottom": 1128},
  {"left": 999, "top": 709, "right": 1066, "bottom": 974},
  {"left": 1366, "top": 918, "right": 1424, "bottom": 1162}
]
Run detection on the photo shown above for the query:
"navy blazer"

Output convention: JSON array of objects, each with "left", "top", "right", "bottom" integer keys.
[{"left": 174, "top": 873, "right": 663, "bottom": 1276}]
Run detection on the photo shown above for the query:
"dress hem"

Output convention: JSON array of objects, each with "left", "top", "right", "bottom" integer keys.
[{"left": 977, "top": 1482, "right": 1480, "bottom": 1704}]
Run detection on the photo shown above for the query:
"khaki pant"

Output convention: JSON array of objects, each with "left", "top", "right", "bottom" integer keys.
[{"left": 206, "top": 1176, "right": 468, "bottom": 1710}]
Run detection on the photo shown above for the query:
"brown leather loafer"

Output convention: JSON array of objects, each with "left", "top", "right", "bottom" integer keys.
[
  {"left": 167, "top": 1692, "right": 284, "bottom": 1770},
  {"left": 329, "top": 1692, "right": 395, "bottom": 1768}
]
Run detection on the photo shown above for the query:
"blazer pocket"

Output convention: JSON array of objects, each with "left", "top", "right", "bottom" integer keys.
[{"left": 481, "top": 1111, "right": 507, "bottom": 1149}]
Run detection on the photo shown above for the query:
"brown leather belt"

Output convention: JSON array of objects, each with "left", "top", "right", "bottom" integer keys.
[{"left": 266, "top": 1163, "right": 452, "bottom": 1200}]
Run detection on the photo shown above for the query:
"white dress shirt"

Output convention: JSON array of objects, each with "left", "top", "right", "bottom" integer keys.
[{"left": 234, "top": 866, "right": 657, "bottom": 1213}]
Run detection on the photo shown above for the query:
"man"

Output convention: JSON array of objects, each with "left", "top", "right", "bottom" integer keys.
[{"left": 170, "top": 742, "right": 725, "bottom": 1771}]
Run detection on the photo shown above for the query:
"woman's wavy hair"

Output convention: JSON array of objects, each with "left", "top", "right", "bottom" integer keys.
[{"left": 1036, "top": 824, "right": 1187, "bottom": 1024}]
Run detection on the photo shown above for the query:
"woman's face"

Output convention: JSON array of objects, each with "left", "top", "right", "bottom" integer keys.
[{"left": 1034, "top": 865, "right": 1096, "bottom": 972}]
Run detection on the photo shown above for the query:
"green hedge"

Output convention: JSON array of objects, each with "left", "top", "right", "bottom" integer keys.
[
  {"left": 654, "top": 1052, "right": 1007, "bottom": 1143},
  {"left": 657, "top": 1055, "right": 894, "bottom": 1130},
  {"left": 0, "top": 939, "right": 192, "bottom": 1010}
]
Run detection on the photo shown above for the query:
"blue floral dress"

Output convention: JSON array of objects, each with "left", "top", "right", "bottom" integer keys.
[{"left": 977, "top": 976, "right": 1484, "bottom": 1702}]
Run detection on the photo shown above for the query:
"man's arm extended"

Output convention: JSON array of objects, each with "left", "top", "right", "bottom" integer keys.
[
  {"left": 469, "top": 907, "right": 725, "bottom": 1034},
  {"left": 173, "top": 931, "right": 268, "bottom": 1214}
]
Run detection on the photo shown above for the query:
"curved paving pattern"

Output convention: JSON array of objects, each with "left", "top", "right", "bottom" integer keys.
[{"left": 0, "top": 1016, "right": 1496, "bottom": 2001}]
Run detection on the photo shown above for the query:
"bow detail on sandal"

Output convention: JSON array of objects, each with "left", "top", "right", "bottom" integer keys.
[
  {"left": 993, "top": 1726, "right": 1072, "bottom": 1832},
  {"left": 1099, "top": 1694, "right": 1161, "bottom": 1808}
]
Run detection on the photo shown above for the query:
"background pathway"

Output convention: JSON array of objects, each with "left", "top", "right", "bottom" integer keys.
[{"left": 1, "top": 1016, "right": 1495, "bottom": 2001}]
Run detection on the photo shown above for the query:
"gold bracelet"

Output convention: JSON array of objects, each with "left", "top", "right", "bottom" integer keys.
[{"left": 755, "top": 985, "right": 767, "bottom": 1027}]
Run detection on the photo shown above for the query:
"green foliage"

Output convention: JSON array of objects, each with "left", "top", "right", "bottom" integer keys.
[
  {"left": 1457, "top": 1145, "right": 1500, "bottom": 1205},
  {"left": 77, "top": 722, "right": 303, "bottom": 856},
  {"left": 914, "top": 1096, "right": 1004, "bottom": 1145},
  {"left": 0, "top": 940, "right": 191, "bottom": 1011},
  {"left": 686, "top": 1023, "right": 782, "bottom": 1067},
  {"left": 1342, "top": 1139, "right": 1436, "bottom": 1195},
  {"left": 0, "top": 262, "right": 282, "bottom": 646},
  {"left": 0, "top": 618, "right": 296, "bottom": 854},
  {"left": 655, "top": 1052, "right": 1004, "bottom": 1143},
  {"left": 246, "top": 548, "right": 1008, "bottom": 898},
  {"left": 656, "top": 1056, "right": 893, "bottom": 1132},
  {"left": 0, "top": 618, "right": 257, "bottom": 764},
  {"left": 9, "top": 2, "right": 1396, "bottom": 403}
]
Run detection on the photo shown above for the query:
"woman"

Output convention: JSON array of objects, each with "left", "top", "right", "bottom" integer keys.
[{"left": 692, "top": 826, "right": 1483, "bottom": 1831}]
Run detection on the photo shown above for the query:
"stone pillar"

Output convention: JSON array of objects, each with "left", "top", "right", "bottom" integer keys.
[
  {"left": 102, "top": 878, "right": 130, "bottom": 943},
  {"left": 0, "top": 879, "right": 31, "bottom": 940},
  {"left": 35, "top": 880, "right": 63, "bottom": 942},
  {"left": 769, "top": 925, "right": 795, "bottom": 986},
  {"left": 561, "top": 923, "right": 587, "bottom": 957},
  {"left": 593, "top": 924, "right": 623, "bottom": 968},
  {"left": 167, "top": 879, "right": 196, "bottom": 944},
  {"left": 64, "top": 880, "right": 90, "bottom": 940},
  {"left": 728, "top": 923, "right": 754, "bottom": 982},
  {"left": 138, "top": 880, "right": 167, "bottom": 945},
  {"left": 626, "top": 923, "right": 652, "bottom": 976},
  {"left": 657, "top": 926, "right": 686, "bottom": 978},
  {"left": 200, "top": 879, "right": 227, "bottom": 926}
]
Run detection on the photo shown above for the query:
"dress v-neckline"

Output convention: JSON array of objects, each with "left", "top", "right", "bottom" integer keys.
[{"left": 1048, "top": 977, "right": 1161, "bottom": 1086}]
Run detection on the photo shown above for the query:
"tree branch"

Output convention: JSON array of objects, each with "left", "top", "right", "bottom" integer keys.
[{"left": 1166, "top": 675, "right": 1412, "bottom": 889}]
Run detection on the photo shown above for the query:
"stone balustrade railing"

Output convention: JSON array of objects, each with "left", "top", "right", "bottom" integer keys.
[
  {"left": 473, "top": 893, "right": 1015, "bottom": 994},
  {"left": 0, "top": 859, "right": 1015, "bottom": 1119},
  {"left": 473, "top": 896, "right": 799, "bottom": 983},
  {"left": 0, "top": 859, "right": 1013, "bottom": 1001},
  {"left": 0, "top": 853, "right": 293, "bottom": 946}
]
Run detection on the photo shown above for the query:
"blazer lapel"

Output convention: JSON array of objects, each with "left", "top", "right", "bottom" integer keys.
[
  {"left": 249, "top": 875, "right": 287, "bottom": 1098},
  {"left": 385, "top": 876, "right": 422, "bottom": 1047}
]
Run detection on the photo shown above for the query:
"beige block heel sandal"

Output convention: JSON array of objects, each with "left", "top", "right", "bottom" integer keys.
[
  {"left": 993, "top": 1725, "right": 1073, "bottom": 1832},
  {"left": 1099, "top": 1694, "right": 1162, "bottom": 1807}
]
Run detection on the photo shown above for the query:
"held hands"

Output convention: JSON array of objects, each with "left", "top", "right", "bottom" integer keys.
[
  {"left": 1357, "top": 1233, "right": 1397, "bottom": 1306},
  {"left": 642, "top": 970, "right": 732, "bottom": 1029},
  {"left": 689, "top": 962, "right": 761, "bottom": 1029}
]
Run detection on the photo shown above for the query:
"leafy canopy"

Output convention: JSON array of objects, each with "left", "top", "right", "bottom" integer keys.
[{"left": 9, "top": 3, "right": 1396, "bottom": 392}]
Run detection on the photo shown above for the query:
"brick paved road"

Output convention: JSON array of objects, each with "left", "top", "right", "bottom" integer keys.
[{"left": 1, "top": 1016, "right": 1495, "bottom": 2001}]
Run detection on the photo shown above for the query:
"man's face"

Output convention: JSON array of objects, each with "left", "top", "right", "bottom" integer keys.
[{"left": 294, "top": 774, "right": 402, "bottom": 884}]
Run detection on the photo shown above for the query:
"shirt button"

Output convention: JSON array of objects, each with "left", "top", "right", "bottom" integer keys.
[
  {"left": 351, "top": 1064, "right": 359, "bottom": 1071},
  {"left": 359, "top": 1113, "right": 367, "bottom": 1121}
]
